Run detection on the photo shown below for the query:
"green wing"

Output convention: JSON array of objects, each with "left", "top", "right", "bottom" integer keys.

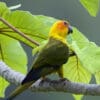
[
  {"left": 32, "top": 38, "right": 69, "bottom": 68},
  {"left": 22, "top": 38, "right": 69, "bottom": 84}
]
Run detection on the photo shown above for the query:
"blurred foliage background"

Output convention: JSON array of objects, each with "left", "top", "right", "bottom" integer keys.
[{"left": 0, "top": 0, "right": 100, "bottom": 100}]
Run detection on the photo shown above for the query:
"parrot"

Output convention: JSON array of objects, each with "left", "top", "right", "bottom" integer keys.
[{"left": 5, "top": 20, "right": 73, "bottom": 100}]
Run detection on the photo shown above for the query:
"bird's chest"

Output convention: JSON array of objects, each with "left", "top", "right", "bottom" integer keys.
[{"left": 44, "top": 40, "right": 69, "bottom": 65}]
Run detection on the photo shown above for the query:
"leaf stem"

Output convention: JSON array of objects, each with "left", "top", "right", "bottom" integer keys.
[{"left": 0, "top": 17, "right": 40, "bottom": 46}]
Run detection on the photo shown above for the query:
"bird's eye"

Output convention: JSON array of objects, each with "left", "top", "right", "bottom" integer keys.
[{"left": 63, "top": 21, "right": 68, "bottom": 26}]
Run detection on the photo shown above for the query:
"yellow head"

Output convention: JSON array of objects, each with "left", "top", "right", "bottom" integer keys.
[{"left": 49, "top": 20, "right": 73, "bottom": 43}]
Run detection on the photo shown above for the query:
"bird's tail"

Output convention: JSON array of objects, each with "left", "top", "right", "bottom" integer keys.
[{"left": 5, "top": 81, "right": 34, "bottom": 100}]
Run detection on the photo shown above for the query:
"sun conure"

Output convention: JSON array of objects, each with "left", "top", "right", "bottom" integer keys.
[{"left": 6, "top": 20, "right": 73, "bottom": 100}]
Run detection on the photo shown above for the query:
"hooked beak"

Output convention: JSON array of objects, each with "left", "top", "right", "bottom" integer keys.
[{"left": 68, "top": 25, "right": 73, "bottom": 34}]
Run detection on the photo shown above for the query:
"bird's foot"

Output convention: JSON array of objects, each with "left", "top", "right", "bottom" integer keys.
[{"left": 41, "top": 77, "right": 51, "bottom": 83}]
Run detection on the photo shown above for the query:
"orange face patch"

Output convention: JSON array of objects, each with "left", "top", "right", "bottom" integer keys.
[{"left": 57, "top": 21, "right": 68, "bottom": 30}]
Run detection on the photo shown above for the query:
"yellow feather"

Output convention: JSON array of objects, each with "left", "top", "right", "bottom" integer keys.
[{"left": 49, "top": 20, "right": 69, "bottom": 44}]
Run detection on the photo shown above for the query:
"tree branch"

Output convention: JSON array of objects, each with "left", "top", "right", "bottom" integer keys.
[
  {"left": 0, "top": 17, "right": 40, "bottom": 46},
  {"left": 0, "top": 61, "right": 100, "bottom": 96}
]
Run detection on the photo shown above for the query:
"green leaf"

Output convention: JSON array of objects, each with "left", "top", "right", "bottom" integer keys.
[
  {"left": 68, "top": 28, "right": 100, "bottom": 73},
  {"left": 74, "top": 42, "right": 100, "bottom": 73},
  {"left": 0, "top": 10, "right": 57, "bottom": 47},
  {"left": 64, "top": 28, "right": 95, "bottom": 100},
  {"left": 73, "top": 95, "right": 83, "bottom": 100},
  {"left": 0, "top": 2, "right": 10, "bottom": 16},
  {"left": 95, "top": 72, "right": 100, "bottom": 84},
  {"left": 70, "top": 28, "right": 89, "bottom": 49},
  {"left": 0, "top": 2, "right": 11, "bottom": 26},
  {"left": 63, "top": 56, "right": 91, "bottom": 100},
  {"left": 0, "top": 77, "right": 9, "bottom": 97},
  {"left": 0, "top": 34, "right": 27, "bottom": 97},
  {"left": 63, "top": 56, "right": 91, "bottom": 83},
  {"left": 0, "top": 11, "right": 39, "bottom": 47},
  {"left": 0, "top": 2, "right": 57, "bottom": 47},
  {"left": 0, "top": 2, "right": 26, "bottom": 97},
  {"left": 80, "top": 0, "right": 99, "bottom": 17},
  {"left": 0, "top": 35, "right": 27, "bottom": 73}
]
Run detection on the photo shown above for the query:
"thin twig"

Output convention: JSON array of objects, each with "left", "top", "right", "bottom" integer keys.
[{"left": 0, "top": 17, "right": 40, "bottom": 46}]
